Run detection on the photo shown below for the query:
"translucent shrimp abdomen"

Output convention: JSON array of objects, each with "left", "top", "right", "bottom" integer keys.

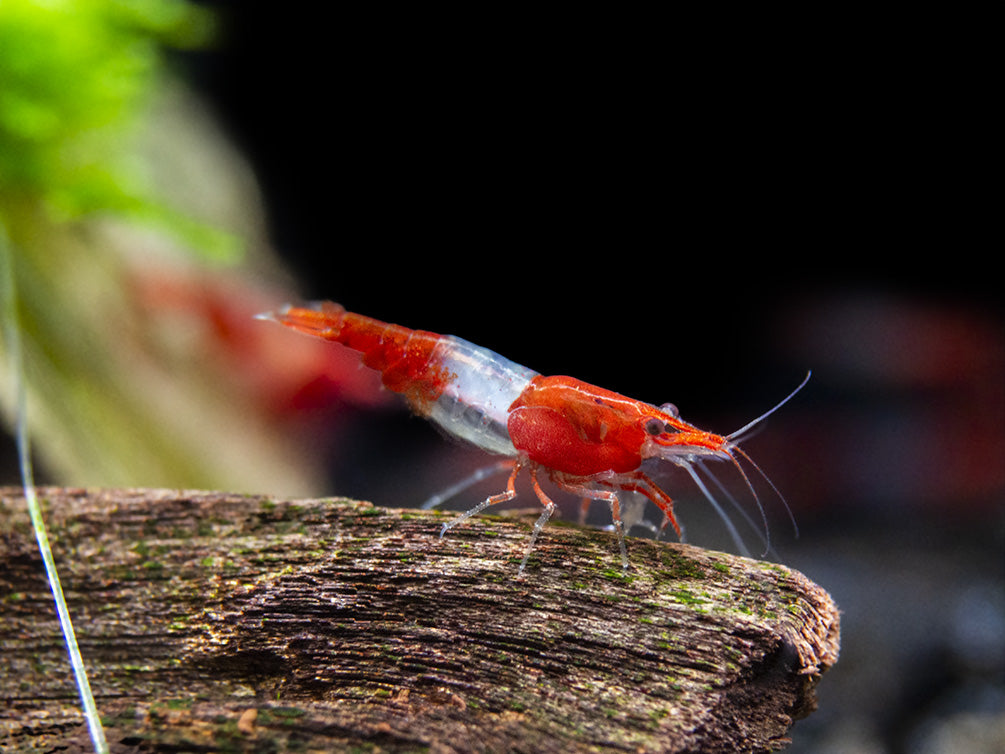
[{"left": 426, "top": 336, "right": 539, "bottom": 456}]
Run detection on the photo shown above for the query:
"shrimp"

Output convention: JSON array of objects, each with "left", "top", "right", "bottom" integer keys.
[{"left": 257, "top": 302, "right": 810, "bottom": 574}]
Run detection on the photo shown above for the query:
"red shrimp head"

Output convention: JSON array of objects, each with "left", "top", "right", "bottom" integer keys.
[
  {"left": 639, "top": 402, "right": 731, "bottom": 466},
  {"left": 507, "top": 371, "right": 810, "bottom": 555},
  {"left": 645, "top": 371, "right": 812, "bottom": 474},
  {"left": 648, "top": 372, "right": 813, "bottom": 554},
  {"left": 507, "top": 376, "right": 732, "bottom": 477}
]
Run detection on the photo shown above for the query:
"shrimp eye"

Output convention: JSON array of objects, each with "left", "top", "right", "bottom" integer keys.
[
  {"left": 660, "top": 402, "right": 679, "bottom": 418},
  {"left": 644, "top": 418, "right": 664, "bottom": 435}
]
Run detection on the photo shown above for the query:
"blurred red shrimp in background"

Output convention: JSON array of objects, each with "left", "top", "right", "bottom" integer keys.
[
  {"left": 118, "top": 259, "right": 401, "bottom": 495},
  {"left": 772, "top": 292, "right": 1005, "bottom": 521},
  {"left": 127, "top": 264, "right": 394, "bottom": 416}
]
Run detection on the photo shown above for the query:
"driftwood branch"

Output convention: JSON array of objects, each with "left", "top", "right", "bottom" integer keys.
[{"left": 0, "top": 487, "right": 839, "bottom": 753}]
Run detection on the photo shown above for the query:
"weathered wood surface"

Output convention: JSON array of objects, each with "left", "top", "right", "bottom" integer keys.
[{"left": 0, "top": 487, "right": 839, "bottom": 753}]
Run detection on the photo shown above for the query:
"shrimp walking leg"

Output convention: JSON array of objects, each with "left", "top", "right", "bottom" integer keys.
[
  {"left": 421, "top": 459, "right": 516, "bottom": 510},
  {"left": 438, "top": 460, "right": 523, "bottom": 538},
  {"left": 593, "top": 471, "right": 683, "bottom": 540},
  {"left": 551, "top": 478, "right": 630, "bottom": 571},
  {"left": 438, "top": 460, "right": 559, "bottom": 575},
  {"left": 521, "top": 466, "right": 557, "bottom": 574}
]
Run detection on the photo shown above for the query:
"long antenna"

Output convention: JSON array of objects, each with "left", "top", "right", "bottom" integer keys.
[
  {"left": 727, "top": 370, "right": 812, "bottom": 442},
  {"left": 1, "top": 229, "right": 108, "bottom": 753}
]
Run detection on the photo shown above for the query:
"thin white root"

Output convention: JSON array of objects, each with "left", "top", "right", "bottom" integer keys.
[{"left": 1, "top": 229, "right": 108, "bottom": 752}]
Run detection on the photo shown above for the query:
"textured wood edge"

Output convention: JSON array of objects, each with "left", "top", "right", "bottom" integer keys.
[{"left": 0, "top": 487, "right": 840, "bottom": 753}]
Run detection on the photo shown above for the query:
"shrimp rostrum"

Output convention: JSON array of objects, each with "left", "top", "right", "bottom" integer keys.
[{"left": 259, "top": 302, "right": 809, "bottom": 574}]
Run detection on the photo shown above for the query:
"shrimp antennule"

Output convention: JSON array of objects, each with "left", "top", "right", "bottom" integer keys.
[
  {"left": 726, "top": 370, "right": 812, "bottom": 443},
  {"left": 681, "top": 463, "right": 753, "bottom": 556},
  {"left": 710, "top": 371, "right": 810, "bottom": 554}
]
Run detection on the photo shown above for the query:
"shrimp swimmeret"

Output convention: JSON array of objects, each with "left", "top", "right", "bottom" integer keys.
[{"left": 258, "top": 302, "right": 810, "bottom": 574}]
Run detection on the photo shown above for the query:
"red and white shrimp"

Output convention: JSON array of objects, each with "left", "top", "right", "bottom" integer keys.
[{"left": 258, "top": 302, "right": 810, "bottom": 574}]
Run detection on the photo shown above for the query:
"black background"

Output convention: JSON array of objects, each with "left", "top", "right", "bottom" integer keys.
[{"left": 170, "top": 5, "right": 997, "bottom": 414}]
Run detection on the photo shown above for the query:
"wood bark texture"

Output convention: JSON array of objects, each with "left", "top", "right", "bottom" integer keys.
[{"left": 0, "top": 487, "right": 840, "bottom": 753}]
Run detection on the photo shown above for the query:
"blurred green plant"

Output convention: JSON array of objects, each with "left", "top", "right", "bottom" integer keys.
[
  {"left": 0, "top": 0, "right": 327, "bottom": 494},
  {"left": 0, "top": 5, "right": 235, "bottom": 749},
  {"left": 0, "top": 0, "right": 237, "bottom": 257}
]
